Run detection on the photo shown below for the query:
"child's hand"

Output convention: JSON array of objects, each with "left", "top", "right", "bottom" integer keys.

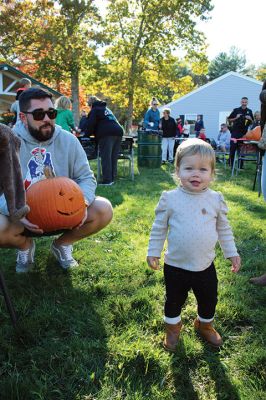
[
  {"left": 147, "top": 256, "right": 160, "bottom": 270},
  {"left": 229, "top": 256, "right": 241, "bottom": 273}
]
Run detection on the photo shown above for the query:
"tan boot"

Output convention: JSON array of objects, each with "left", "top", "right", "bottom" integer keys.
[
  {"left": 250, "top": 273, "right": 266, "bottom": 286},
  {"left": 163, "top": 321, "right": 183, "bottom": 352},
  {"left": 194, "top": 318, "right": 223, "bottom": 348}
]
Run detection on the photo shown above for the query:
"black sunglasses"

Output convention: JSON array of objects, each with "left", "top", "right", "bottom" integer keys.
[{"left": 21, "top": 108, "right": 57, "bottom": 121}]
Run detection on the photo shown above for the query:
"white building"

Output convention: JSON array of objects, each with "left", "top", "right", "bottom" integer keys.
[{"left": 161, "top": 72, "right": 262, "bottom": 140}]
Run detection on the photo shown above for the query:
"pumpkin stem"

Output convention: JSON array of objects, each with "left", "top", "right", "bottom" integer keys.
[{"left": 44, "top": 166, "right": 55, "bottom": 179}]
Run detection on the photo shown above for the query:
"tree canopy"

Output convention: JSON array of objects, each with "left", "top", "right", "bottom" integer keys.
[
  {"left": 208, "top": 46, "right": 247, "bottom": 81},
  {"left": 1, "top": 1, "right": 263, "bottom": 129}
]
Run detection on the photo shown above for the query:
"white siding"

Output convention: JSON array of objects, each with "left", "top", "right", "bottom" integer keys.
[{"left": 163, "top": 73, "right": 262, "bottom": 140}]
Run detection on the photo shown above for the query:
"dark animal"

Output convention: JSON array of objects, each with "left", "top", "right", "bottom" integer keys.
[{"left": 0, "top": 123, "right": 29, "bottom": 220}]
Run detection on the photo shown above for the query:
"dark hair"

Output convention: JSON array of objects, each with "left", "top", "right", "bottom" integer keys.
[
  {"left": 261, "top": 80, "right": 266, "bottom": 131},
  {"left": 241, "top": 96, "right": 248, "bottom": 100},
  {"left": 19, "top": 87, "right": 53, "bottom": 112},
  {"left": 15, "top": 88, "right": 25, "bottom": 101}
]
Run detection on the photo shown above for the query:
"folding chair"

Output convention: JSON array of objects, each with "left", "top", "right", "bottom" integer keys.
[
  {"left": 0, "top": 267, "right": 18, "bottom": 328},
  {"left": 78, "top": 136, "right": 101, "bottom": 180},
  {"left": 117, "top": 137, "right": 134, "bottom": 180},
  {"left": 231, "top": 141, "right": 259, "bottom": 177}
]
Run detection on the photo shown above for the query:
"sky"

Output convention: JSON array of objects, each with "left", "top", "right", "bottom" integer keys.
[
  {"left": 98, "top": 0, "right": 265, "bottom": 67},
  {"left": 197, "top": 0, "right": 265, "bottom": 66}
]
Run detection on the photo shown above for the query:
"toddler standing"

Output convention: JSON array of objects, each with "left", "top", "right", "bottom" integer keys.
[{"left": 147, "top": 138, "right": 241, "bottom": 351}]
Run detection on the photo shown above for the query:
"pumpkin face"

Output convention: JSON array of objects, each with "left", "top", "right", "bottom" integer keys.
[
  {"left": 26, "top": 177, "right": 86, "bottom": 232},
  {"left": 244, "top": 126, "right": 261, "bottom": 141}
]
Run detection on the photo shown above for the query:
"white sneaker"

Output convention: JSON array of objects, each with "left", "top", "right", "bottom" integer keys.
[
  {"left": 16, "top": 241, "right": 35, "bottom": 273},
  {"left": 51, "top": 240, "right": 78, "bottom": 269}
]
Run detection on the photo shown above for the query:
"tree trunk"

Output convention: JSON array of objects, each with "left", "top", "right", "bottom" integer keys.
[
  {"left": 125, "top": 59, "right": 137, "bottom": 134},
  {"left": 71, "top": 68, "right": 80, "bottom": 126},
  {"left": 126, "top": 92, "right": 134, "bottom": 134}
]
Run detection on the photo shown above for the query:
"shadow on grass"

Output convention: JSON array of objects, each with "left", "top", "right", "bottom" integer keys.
[
  {"left": 96, "top": 163, "right": 175, "bottom": 208},
  {"left": 170, "top": 341, "right": 241, "bottom": 400},
  {"left": 0, "top": 248, "right": 107, "bottom": 400},
  {"left": 171, "top": 341, "right": 200, "bottom": 400},
  {"left": 225, "top": 192, "right": 265, "bottom": 218},
  {"left": 202, "top": 345, "right": 241, "bottom": 400}
]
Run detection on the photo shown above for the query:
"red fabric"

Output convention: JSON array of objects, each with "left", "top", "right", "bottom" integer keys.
[{"left": 198, "top": 132, "right": 206, "bottom": 141}]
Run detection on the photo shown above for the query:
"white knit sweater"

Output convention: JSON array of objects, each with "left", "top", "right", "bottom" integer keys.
[{"left": 147, "top": 186, "right": 239, "bottom": 271}]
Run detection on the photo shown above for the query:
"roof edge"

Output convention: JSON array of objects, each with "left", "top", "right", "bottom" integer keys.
[
  {"left": 0, "top": 63, "right": 62, "bottom": 97},
  {"left": 163, "top": 71, "right": 263, "bottom": 108}
]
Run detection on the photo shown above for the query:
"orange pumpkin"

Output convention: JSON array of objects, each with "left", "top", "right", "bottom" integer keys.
[
  {"left": 26, "top": 168, "right": 86, "bottom": 232},
  {"left": 244, "top": 126, "right": 261, "bottom": 141}
]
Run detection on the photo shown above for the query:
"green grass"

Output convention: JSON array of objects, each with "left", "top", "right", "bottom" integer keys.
[{"left": 0, "top": 159, "right": 265, "bottom": 400}]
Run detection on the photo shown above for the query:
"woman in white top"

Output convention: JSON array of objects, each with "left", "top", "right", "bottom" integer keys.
[{"left": 182, "top": 120, "right": 190, "bottom": 137}]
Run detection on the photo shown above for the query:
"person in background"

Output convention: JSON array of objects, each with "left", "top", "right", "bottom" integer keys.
[
  {"left": 160, "top": 108, "right": 177, "bottom": 164},
  {"left": 176, "top": 117, "right": 183, "bottom": 137},
  {"left": 217, "top": 123, "right": 231, "bottom": 152},
  {"left": 250, "top": 82, "right": 266, "bottom": 286},
  {"left": 183, "top": 120, "right": 190, "bottom": 138},
  {"left": 143, "top": 97, "right": 160, "bottom": 130},
  {"left": 10, "top": 78, "right": 32, "bottom": 127},
  {"left": 83, "top": 95, "right": 124, "bottom": 186},
  {"left": 194, "top": 115, "right": 204, "bottom": 137},
  {"left": 227, "top": 97, "right": 253, "bottom": 167},
  {"left": 198, "top": 128, "right": 207, "bottom": 141},
  {"left": 147, "top": 138, "right": 240, "bottom": 351},
  {"left": 55, "top": 96, "right": 75, "bottom": 133},
  {"left": 248, "top": 111, "right": 261, "bottom": 130},
  {"left": 0, "top": 88, "right": 113, "bottom": 272},
  {"left": 79, "top": 110, "right": 88, "bottom": 134}
]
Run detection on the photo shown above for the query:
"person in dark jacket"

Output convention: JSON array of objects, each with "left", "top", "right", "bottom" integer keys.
[
  {"left": 83, "top": 96, "right": 124, "bottom": 185},
  {"left": 227, "top": 96, "right": 253, "bottom": 167},
  {"left": 159, "top": 108, "right": 177, "bottom": 164},
  {"left": 194, "top": 115, "right": 204, "bottom": 137}
]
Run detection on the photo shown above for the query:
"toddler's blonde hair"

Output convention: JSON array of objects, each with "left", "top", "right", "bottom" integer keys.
[
  {"left": 175, "top": 138, "right": 216, "bottom": 175},
  {"left": 55, "top": 95, "right": 72, "bottom": 110}
]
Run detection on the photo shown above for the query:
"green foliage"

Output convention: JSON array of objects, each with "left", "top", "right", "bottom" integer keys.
[
  {"left": 98, "top": 0, "right": 213, "bottom": 129},
  {"left": 208, "top": 46, "right": 247, "bottom": 81},
  {"left": 0, "top": 160, "right": 265, "bottom": 399},
  {"left": 256, "top": 64, "right": 266, "bottom": 82}
]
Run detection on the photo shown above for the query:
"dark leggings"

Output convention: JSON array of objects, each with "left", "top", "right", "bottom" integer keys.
[{"left": 164, "top": 263, "right": 218, "bottom": 319}]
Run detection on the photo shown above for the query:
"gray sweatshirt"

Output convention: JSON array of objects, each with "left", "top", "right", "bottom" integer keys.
[
  {"left": 0, "top": 123, "right": 97, "bottom": 215},
  {"left": 147, "top": 187, "right": 239, "bottom": 272}
]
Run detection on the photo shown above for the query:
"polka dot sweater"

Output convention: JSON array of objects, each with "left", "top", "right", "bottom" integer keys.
[{"left": 147, "top": 186, "right": 239, "bottom": 271}]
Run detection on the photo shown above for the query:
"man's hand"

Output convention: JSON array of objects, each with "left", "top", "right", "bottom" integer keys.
[
  {"left": 229, "top": 256, "right": 241, "bottom": 273},
  {"left": 20, "top": 217, "right": 43, "bottom": 234},
  {"left": 147, "top": 256, "right": 160, "bottom": 270},
  {"left": 236, "top": 114, "right": 242, "bottom": 119},
  {"left": 245, "top": 115, "right": 252, "bottom": 121}
]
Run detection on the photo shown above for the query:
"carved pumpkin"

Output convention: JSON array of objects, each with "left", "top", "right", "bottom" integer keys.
[
  {"left": 244, "top": 126, "right": 261, "bottom": 141},
  {"left": 26, "top": 168, "right": 86, "bottom": 232}
]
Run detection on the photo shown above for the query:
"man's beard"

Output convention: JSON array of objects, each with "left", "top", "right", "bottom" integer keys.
[{"left": 28, "top": 121, "right": 55, "bottom": 142}]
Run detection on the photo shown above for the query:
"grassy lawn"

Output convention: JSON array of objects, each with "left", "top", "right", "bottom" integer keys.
[{"left": 0, "top": 159, "right": 265, "bottom": 400}]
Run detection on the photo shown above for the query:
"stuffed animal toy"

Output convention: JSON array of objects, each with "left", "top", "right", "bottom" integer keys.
[{"left": 0, "top": 123, "right": 29, "bottom": 222}]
